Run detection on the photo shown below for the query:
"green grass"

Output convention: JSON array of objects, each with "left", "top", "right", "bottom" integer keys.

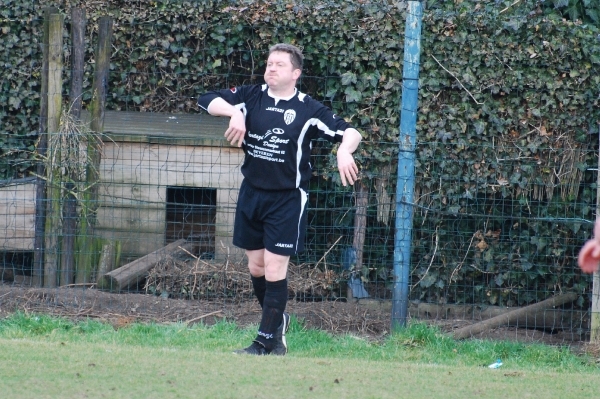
[{"left": 1, "top": 313, "right": 599, "bottom": 398}]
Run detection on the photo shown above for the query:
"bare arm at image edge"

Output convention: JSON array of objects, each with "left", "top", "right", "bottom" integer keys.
[
  {"left": 206, "top": 97, "right": 247, "bottom": 147},
  {"left": 337, "top": 128, "right": 362, "bottom": 186}
]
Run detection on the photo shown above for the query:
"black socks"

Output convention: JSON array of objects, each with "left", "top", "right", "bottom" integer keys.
[
  {"left": 254, "top": 278, "right": 288, "bottom": 350},
  {"left": 251, "top": 275, "right": 267, "bottom": 308}
]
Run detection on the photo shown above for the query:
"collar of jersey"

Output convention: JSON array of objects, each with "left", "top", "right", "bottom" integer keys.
[{"left": 267, "top": 87, "right": 297, "bottom": 103}]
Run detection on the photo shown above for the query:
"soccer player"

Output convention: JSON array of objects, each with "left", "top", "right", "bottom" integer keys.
[{"left": 198, "top": 43, "right": 362, "bottom": 355}]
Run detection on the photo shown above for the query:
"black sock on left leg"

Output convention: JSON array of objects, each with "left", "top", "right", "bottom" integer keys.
[
  {"left": 251, "top": 275, "right": 266, "bottom": 308},
  {"left": 254, "top": 278, "right": 288, "bottom": 350}
]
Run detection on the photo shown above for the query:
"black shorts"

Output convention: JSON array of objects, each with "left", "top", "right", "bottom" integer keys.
[{"left": 233, "top": 179, "right": 308, "bottom": 256}]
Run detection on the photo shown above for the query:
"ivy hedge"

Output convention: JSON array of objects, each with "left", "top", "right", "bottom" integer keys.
[{"left": 2, "top": 0, "right": 600, "bottom": 305}]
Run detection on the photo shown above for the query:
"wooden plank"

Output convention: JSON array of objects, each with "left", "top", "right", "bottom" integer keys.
[
  {"left": 99, "top": 143, "right": 243, "bottom": 188},
  {"left": 97, "top": 238, "right": 192, "bottom": 291},
  {"left": 0, "top": 182, "right": 36, "bottom": 250},
  {"left": 97, "top": 183, "right": 166, "bottom": 207},
  {"left": 101, "top": 142, "right": 243, "bottom": 165},
  {"left": 0, "top": 216, "right": 36, "bottom": 232},
  {"left": 82, "top": 110, "right": 230, "bottom": 147},
  {"left": 0, "top": 183, "right": 36, "bottom": 213},
  {"left": 96, "top": 206, "right": 166, "bottom": 233},
  {"left": 95, "top": 230, "right": 164, "bottom": 260},
  {"left": 0, "top": 231, "right": 35, "bottom": 251}
]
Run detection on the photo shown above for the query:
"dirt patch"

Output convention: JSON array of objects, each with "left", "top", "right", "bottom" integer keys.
[
  {"left": 0, "top": 283, "right": 387, "bottom": 336},
  {"left": 3, "top": 246, "right": 590, "bottom": 350},
  {"left": 0, "top": 283, "right": 581, "bottom": 341},
  {"left": 0, "top": 282, "right": 595, "bottom": 358}
]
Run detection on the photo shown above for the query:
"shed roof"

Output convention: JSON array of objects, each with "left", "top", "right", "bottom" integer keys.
[{"left": 83, "top": 110, "right": 230, "bottom": 147}]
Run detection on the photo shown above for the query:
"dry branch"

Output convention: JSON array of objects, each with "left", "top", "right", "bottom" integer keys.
[
  {"left": 143, "top": 255, "right": 347, "bottom": 301},
  {"left": 184, "top": 310, "right": 224, "bottom": 326}
]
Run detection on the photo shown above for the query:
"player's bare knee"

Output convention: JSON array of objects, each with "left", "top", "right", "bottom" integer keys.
[
  {"left": 264, "top": 251, "right": 289, "bottom": 281},
  {"left": 248, "top": 262, "right": 265, "bottom": 277}
]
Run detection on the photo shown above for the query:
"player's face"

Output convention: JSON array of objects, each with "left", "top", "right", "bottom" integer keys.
[{"left": 264, "top": 51, "right": 301, "bottom": 92}]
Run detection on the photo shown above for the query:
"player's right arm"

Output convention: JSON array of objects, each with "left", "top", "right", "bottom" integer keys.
[
  {"left": 206, "top": 98, "right": 246, "bottom": 147},
  {"left": 198, "top": 91, "right": 247, "bottom": 147}
]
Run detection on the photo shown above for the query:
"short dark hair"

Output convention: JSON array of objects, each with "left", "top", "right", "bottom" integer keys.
[{"left": 269, "top": 43, "right": 304, "bottom": 71}]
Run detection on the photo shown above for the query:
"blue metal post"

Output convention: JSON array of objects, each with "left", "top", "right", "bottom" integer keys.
[{"left": 392, "top": 1, "right": 423, "bottom": 330}]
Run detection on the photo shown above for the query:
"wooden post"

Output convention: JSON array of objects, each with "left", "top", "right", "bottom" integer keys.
[
  {"left": 97, "top": 240, "right": 116, "bottom": 278},
  {"left": 69, "top": 8, "right": 85, "bottom": 119},
  {"left": 75, "top": 16, "right": 113, "bottom": 284},
  {"left": 591, "top": 132, "right": 600, "bottom": 341},
  {"left": 590, "top": 273, "right": 600, "bottom": 341},
  {"left": 89, "top": 16, "right": 113, "bottom": 136},
  {"left": 33, "top": 7, "right": 58, "bottom": 287},
  {"left": 352, "top": 180, "right": 368, "bottom": 272},
  {"left": 43, "top": 13, "right": 64, "bottom": 288},
  {"left": 97, "top": 239, "right": 194, "bottom": 292},
  {"left": 60, "top": 7, "right": 86, "bottom": 287},
  {"left": 452, "top": 292, "right": 578, "bottom": 340}
]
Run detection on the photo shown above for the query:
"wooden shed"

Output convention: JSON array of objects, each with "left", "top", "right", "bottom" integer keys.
[
  {"left": 0, "top": 178, "right": 36, "bottom": 251},
  {"left": 0, "top": 178, "right": 36, "bottom": 282},
  {"left": 94, "top": 110, "right": 244, "bottom": 263},
  {"left": 0, "top": 110, "right": 245, "bottom": 271}
]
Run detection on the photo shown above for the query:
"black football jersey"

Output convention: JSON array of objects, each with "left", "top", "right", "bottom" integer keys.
[{"left": 198, "top": 84, "right": 352, "bottom": 190}]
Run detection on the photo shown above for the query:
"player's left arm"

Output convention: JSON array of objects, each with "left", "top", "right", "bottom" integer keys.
[{"left": 337, "top": 128, "right": 361, "bottom": 186}]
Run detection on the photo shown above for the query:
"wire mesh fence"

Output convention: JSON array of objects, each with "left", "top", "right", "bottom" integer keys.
[
  {"left": 0, "top": 135, "right": 596, "bottom": 341},
  {"left": 1, "top": 4, "right": 598, "bottom": 343}
]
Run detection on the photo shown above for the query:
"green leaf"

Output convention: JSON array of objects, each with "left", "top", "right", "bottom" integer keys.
[
  {"left": 344, "top": 88, "right": 361, "bottom": 103},
  {"left": 341, "top": 72, "right": 357, "bottom": 85}
]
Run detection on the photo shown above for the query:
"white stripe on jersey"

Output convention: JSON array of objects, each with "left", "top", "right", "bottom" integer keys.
[
  {"left": 204, "top": 99, "right": 247, "bottom": 116},
  {"left": 296, "top": 188, "right": 308, "bottom": 250},
  {"left": 236, "top": 102, "right": 247, "bottom": 116},
  {"left": 295, "top": 118, "right": 346, "bottom": 187}
]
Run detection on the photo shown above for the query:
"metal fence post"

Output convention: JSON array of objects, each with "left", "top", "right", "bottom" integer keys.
[{"left": 392, "top": 1, "right": 423, "bottom": 330}]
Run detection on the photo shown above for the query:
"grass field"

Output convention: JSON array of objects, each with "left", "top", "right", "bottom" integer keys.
[{"left": 1, "top": 313, "right": 598, "bottom": 399}]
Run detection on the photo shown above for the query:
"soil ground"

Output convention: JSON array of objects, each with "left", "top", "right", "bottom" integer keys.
[
  {"left": 2, "top": 282, "right": 598, "bottom": 360},
  {"left": 0, "top": 283, "right": 389, "bottom": 336}
]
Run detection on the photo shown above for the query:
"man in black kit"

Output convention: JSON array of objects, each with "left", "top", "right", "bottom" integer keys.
[{"left": 198, "top": 43, "right": 362, "bottom": 355}]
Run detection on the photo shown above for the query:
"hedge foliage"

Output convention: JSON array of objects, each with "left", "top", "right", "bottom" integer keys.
[{"left": 2, "top": 0, "right": 600, "bottom": 305}]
